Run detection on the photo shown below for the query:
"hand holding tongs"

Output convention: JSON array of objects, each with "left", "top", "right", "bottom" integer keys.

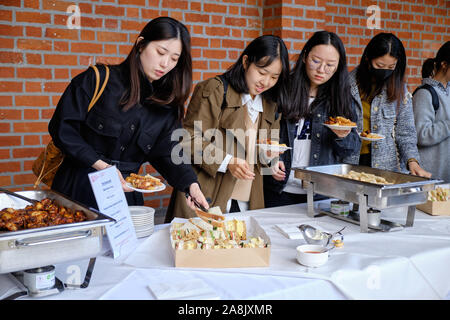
[{"left": 184, "top": 191, "right": 209, "bottom": 212}]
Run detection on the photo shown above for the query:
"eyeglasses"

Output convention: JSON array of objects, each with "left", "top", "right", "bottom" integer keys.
[{"left": 306, "top": 56, "right": 337, "bottom": 74}]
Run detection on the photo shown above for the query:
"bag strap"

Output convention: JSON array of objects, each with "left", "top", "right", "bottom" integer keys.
[
  {"left": 217, "top": 74, "right": 228, "bottom": 110},
  {"left": 88, "top": 65, "right": 110, "bottom": 112},
  {"left": 412, "top": 83, "right": 439, "bottom": 114}
]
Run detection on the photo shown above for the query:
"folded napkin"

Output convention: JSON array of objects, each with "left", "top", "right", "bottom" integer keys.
[
  {"left": 274, "top": 224, "right": 303, "bottom": 240},
  {"left": 148, "top": 278, "right": 220, "bottom": 300}
]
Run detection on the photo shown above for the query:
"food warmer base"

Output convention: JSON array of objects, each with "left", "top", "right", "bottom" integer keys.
[
  {"left": 316, "top": 208, "right": 404, "bottom": 232},
  {"left": 3, "top": 258, "right": 97, "bottom": 300}
]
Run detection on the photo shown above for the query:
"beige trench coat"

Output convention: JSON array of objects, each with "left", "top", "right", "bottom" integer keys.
[{"left": 165, "top": 76, "right": 281, "bottom": 221}]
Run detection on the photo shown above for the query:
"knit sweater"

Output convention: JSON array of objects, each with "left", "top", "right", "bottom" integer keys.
[
  {"left": 345, "top": 68, "right": 420, "bottom": 173},
  {"left": 413, "top": 77, "right": 450, "bottom": 182}
]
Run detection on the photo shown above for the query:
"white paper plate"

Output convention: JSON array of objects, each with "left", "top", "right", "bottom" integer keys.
[
  {"left": 323, "top": 123, "right": 357, "bottom": 130},
  {"left": 359, "top": 133, "right": 385, "bottom": 141},
  {"left": 132, "top": 220, "right": 153, "bottom": 227},
  {"left": 256, "top": 144, "right": 291, "bottom": 152},
  {"left": 129, "top": 206, "right": 155, "bottom": 215},
  {"left": 126, "top": 183, "right": 166, "bottom": 193}
]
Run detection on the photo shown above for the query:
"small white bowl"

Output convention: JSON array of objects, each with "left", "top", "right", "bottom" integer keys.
[{"left": 296, "top": 244, "right": 329, "bottom": 267}]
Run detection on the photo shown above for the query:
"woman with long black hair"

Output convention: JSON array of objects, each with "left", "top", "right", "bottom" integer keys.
[
  {"left": 264, "top": 31, "right": 361, "bottom": 207},
  {"left": 49, "top": 17, "right": 209, "bottom": 210},
  {"left": 347, "top": 32, "right": 430, "bottom": 177},
  {"left": 166, "top": 35, "right": 290, "bottom": 219}
]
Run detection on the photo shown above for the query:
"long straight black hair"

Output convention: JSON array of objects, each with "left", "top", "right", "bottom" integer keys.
[
  {"left": 356, "top": 33, "right": 406, "bottom": 105},
  {"left": 284, "top": 31, "right": 352, "bottom": 122},
  {"left": 434, "top": 41, "right": 450, "bottom": 74},
  {"left": 119, "top": 17, "right": 192, "bottom": 118},
  {"left": 222, "top": 35, "right": 290, "bottom": 113}
]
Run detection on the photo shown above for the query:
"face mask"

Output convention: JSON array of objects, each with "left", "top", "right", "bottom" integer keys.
[{"left": 370, "top": 68, "right": 394, "bottom": 82}]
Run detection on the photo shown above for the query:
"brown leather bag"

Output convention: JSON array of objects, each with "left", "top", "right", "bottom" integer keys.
[{"left": 32, "top": 65, "right": 110, "bottom": 188}]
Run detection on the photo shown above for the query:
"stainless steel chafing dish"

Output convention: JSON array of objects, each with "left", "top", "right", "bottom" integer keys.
[
  {"left": 294, "top": 164, "right": 443, "bottom": 233},
  {"left": 0, "top": 189, "right": 115, "bottom": 274}
]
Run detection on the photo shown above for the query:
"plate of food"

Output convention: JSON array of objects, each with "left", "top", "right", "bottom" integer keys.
[
  {"left": 359, "top": 130, "right": 385, "bottom": 141},
  {"left": 256, "top": 139, "right": 292, "bottom": 152},
  {"left": 125, "top": 173, "right": 166, "bottom": 193},
  {"left": 323, "top": 116, "right": 357, "bottom": 130}
]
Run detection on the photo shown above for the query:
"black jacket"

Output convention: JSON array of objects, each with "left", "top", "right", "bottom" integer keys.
[
  {"left": 264, "top": 97, "right": 361, "bottom": 194},
  {"left": 49, "top": 64, "right": 197, "bottom": 209}
]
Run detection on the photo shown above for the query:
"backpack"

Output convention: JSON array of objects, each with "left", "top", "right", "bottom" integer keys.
[{"left": 412, "top": 83, "right": 439, "bottom": 114}]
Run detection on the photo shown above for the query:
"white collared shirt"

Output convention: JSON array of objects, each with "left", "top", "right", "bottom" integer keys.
[{"left": 241, "top": 93, "right": 263, "bottom": 124}]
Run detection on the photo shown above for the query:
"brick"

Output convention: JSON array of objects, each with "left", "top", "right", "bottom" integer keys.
[
  {"left": 0, "top": 10, "right": 12, "bottom": 21},
  {"left": 71, "top": 42, "right": 103, "bottom": 54},
  {"left": 161, "top": 0, "right": 188, "bottom": 10},
  {"left": 185, "top": 13, "right": 210, "bottom": 23},
  {"left": 17, "top": 68, "right": 52, "bottom": 79},
  {"left": 43, "top": 81, "right": 68, "bottom": 93},
  {"left": 0, "top": 67, "right": 14, "bottom": 78},
  {"left": 26, "top": 54, "right": 42, "bottom": 65},
  {"left": 17, "top": 39, "right": 53, "bottom": 51},
  {"left": 0, "top": 161, "right": 21, "bottom": 172},
  {"left": 0, "top": 96, "right": 13, "bottom": 106},
  {"left": 13, "top": 122, "right": 49, "bottom": 133},
  {"left": 16, "top": 95, "right": 50, "bottom": 107},
  {"left": 0, "top": 51, "right": 23, "bottom": 64},
  {"left": 45, "top": 28, "right": 78, "bottom": 40},
  {"left": 0, "top": 0, "right": 20, "bottom": 7},
  {"left": 0, "top": 175, "right": 12, "bottom": 186},
  {"left": 0, "top": 82, "right": 22, "bottom": 93},
  {"left": 16, "top": 12, "right": 51, "bottom": 24},
  {"left": 13, "top": 173, "right": 37, "bottom": 186},
  {"left": 95, "top": 5, "right": 125, "bottom": 17},
  {"left": 0, "top": 109, "right": 21, "bottom": 120},
  {"left": 45, "top": 54, "right": 78, "bottom": 66},
  {"left": 97, "top": 31, "right": 128, "bottom": 42},
  {"left": 0, "top": 135, "right": 22, "bottom": 147},
  {"left": 23, "top": 109, "right": 40, "bottom": 120},
  {"left": 42, "top": 0, "right": 71, "bottom": 11},
  {"left": 118, "top": 0, "right": 146, "bottom": 5},
  {"left": 204, "top": 3, "right": 227, "bottom": 14},
  {"left": 26, "top": 82, "right": 43, "bottom": 93}
]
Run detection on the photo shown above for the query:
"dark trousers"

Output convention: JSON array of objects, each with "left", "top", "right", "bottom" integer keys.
[
  {"left": 263, "top": 187, "right": 308, "bottom": 208},
  {"left": 359, "top": 152, "right": 371, "bottom": 166}
]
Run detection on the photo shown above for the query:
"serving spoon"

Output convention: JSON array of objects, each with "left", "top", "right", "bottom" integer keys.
[{"left": 0, "top": 186, "right": 39, "bottom": 204}]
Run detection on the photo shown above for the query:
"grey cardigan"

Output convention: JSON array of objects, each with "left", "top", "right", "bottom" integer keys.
[
  {"left": 345, "top": 68, "right": 420, "bottom": 173},
  {"left": 413, "top": 78, "right": 450, "bottom": 182}
]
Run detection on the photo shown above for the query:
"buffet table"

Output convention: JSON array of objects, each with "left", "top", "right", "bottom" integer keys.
[{"left": 1, "top": 200, "right": 450, "bottom": 300}]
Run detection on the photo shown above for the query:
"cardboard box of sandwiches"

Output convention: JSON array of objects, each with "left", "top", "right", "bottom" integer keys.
[
  {"left": 416, "top": 187, "right": 450, "bottom": 216},
  {"left": 170, "top": 207, "right": 271, "bottom": 268}
]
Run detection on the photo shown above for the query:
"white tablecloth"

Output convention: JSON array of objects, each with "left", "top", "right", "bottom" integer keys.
[{"left": 2, "top": 200, "right": 450, "bottom": 300}]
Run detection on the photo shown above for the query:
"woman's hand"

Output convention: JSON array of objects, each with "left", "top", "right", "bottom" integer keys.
[
  {"left": 408, "top": 161, "right": 432, "bottom": 178},
  {"left": 228, "top": 157, "right": 255, "bottom": 180},
  {"left": 185, "top": 182, "right": 209, "bottom": 211},
  {"left": 271, "top": 160, "right": 286, "bottom": 181},
  {"left": 330, "top": 128, "right": 352, "bottom": 138},
  {"left": 92, "top": 160, "right": 133, "bottom": 192}
]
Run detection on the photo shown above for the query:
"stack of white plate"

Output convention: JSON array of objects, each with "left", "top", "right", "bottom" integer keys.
[{"left": 128, "top": 206, "right": 155, "bottom": 238}]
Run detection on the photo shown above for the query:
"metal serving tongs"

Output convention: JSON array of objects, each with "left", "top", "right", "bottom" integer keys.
[
  {"left": 184, "top": 191, "right": 210, "bottom": 212},
  {"left": 0, "top": 186, "right": 39, "bottom": 204}
]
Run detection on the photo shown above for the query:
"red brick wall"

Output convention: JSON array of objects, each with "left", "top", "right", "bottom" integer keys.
[{"left": 1, "top": 0, "right": 449, "bottom": 211}]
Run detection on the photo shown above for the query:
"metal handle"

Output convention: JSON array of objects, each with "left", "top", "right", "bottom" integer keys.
[{"left": 15, "top": 230, "right": 92, "bottom": 247}]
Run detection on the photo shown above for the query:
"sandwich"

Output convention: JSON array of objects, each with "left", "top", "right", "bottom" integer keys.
[{"left": 194, "top": 206, "right": 225, "bottom": 228}]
